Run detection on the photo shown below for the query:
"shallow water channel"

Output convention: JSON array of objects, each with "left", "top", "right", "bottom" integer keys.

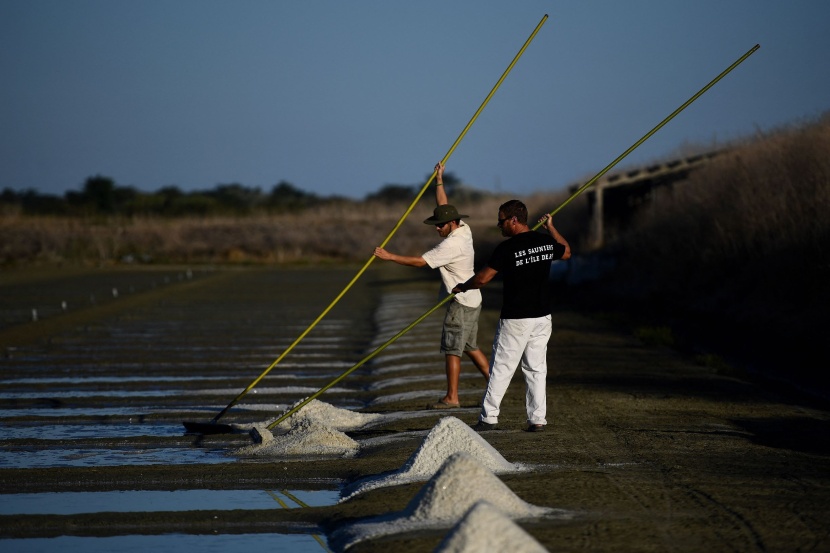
[
  {"left": 2, "top": 533, "right": 332, "bottom": 553},
  {"left": 1, "top": 266, "right": 431, "bottom": 551}
]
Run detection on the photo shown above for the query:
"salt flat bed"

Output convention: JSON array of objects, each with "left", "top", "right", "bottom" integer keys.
[{"left": 1, "top": 265, "right": 828, "bottom": 552}]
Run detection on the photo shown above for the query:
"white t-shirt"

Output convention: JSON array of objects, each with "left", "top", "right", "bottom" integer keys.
[{"left": 421, "top": 221, "right": 482, "bottom": 308}]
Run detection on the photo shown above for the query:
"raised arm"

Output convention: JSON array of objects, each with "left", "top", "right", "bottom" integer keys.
[
  {"left": 434, "top": 161, "right": 448, "bottom": 206},
  {"left": 539, "top": 214, "right": 572, "bottom": 260}
]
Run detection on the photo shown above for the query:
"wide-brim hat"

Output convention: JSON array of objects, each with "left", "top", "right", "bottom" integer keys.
[{"left": 423, "top": 204, "right": 468, "bottom": 225}]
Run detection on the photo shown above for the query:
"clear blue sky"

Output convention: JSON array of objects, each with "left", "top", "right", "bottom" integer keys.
[{"left": 2, "top": 1, "right": 828, "bottom": 200}]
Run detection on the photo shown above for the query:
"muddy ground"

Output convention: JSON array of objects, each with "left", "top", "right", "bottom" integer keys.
[{"left": 1, "top": 264, "right": 828, "bottom": 552}]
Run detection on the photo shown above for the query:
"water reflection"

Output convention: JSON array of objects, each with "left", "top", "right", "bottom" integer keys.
[
  {"left": 1, "top": 376, "right": 230, "bottom": 385},
  {"left": 0, "top": 533, "right": 330, "bottom": 553},
  {"left": 265, "top": 489, "right": 331, "bottom": 552},
  {"left": 1, "top": 489, "right": 339, "bottom": 515},
  {"left": 1, "top": 423, "right": 182, "bottom": 440},
  {"left": 0, "top": 447, "right": 231, "bottom": 468},
  {"left": 0, "top": 390, "right": 181, "bottom": 399},
  {"left": 0, "top": 407, "right": 169, "bottom": 418}
]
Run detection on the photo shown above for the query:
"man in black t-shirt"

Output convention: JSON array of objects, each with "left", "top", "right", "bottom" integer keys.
[{"left": 453, "top": 199, "right": 571, "bottom": 432}]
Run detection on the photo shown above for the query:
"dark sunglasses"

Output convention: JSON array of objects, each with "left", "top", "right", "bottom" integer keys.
[{"left": 497, "top": 216, "right": 512, "bottom": 227}]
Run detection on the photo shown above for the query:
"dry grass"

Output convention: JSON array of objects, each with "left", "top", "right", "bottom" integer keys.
[
  {"left": 596, "top": 113, "right": 830, "bottom": 386},
  {"left": 0, "top": 190, "right": 585, "bottom": 267},
  {"left": 616, "top": 113, "right": 829, "bottom": 319}
]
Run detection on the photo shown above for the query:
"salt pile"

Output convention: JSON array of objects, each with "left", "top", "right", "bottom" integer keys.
[
  {"left": 256, "top": 398, "right": 387, "bottom": 432},
  {"left": 405, "top": 452, "right": 549, "bottom": 522},
  {"left": 235, "top": 417, "right": 360, "bottom": 458},
  {"left": 331, "top": 452, "right": 557, "bottom": 551},
  {"left": 341, "top": 416, "right": 523, "bottom": 500},
  {"left": 435, "top": 501, "right": 550, "bottom": 553},
  {"left": 234, "top": 399, "right": 391, "bottom": 458}
]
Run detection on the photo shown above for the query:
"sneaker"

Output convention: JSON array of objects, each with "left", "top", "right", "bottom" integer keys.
[
  {"left": 472, "top": 421, "right": 498, "bottom": 432},
  {"left": 525, "top": 424, "right": 545, "bottom": 432}
]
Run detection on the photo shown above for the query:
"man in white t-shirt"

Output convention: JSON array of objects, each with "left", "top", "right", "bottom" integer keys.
[{"left": 373, "top": 162, "right": 490, "bottom": 408}]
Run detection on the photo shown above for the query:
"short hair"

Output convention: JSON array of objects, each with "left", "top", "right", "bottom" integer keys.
[{"left": 499, "top": 199, "right": 528, "bottom": 225}]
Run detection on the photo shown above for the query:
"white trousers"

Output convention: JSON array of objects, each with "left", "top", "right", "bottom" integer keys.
[{"left": 480, "top": 315, "right": 552, "bottom": 425}]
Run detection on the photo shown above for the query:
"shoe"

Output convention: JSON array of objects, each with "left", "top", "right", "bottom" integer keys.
[
  {"left": 525, "top": 424, "right": 545, "bottom": 432},
  {"left": 472, "top": 421, "right": 498, "bottom": 432},
  {"left": 429, "top": 399, "right": 461, "bottom": 409}
]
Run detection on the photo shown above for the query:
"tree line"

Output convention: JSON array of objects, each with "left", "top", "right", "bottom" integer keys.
[{"left": 1, "top": 172, "right": 474, "bottom": 217}]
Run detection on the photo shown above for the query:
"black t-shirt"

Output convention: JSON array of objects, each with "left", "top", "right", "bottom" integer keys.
[{"left": 487, "top": 231, "right": 567, "bottom": 319}]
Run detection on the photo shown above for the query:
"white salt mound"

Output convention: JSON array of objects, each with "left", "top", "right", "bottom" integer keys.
[
  {"left": 341, "top": 416, "right": 521, "bottom": 500},
  {"left": 259, "top": 398, "right": 386, "bottom": 432},
  {"left": 435, "top": 501, "right": 549, "bottom": 553},
  {"left": 407, "top": 452, "right": 548, "bottom": 522},
  {"left": 331, "top": 452, "right": 553, "bottom": 550},
  {"left": 241, "top": 398, "right": 385, "bottom": 446},
  {"left": 235, "top": 417, "right": 359, "bottom": 458}
]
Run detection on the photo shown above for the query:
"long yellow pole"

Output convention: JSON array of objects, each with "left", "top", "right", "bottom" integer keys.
[
  {"left": 266, "top": 43, "right": 760, "bottom": 428},
  {"left": 531, "top": 43, "right": 760, "bottom": 231},
  {"left": 266, "top": 296, "right": 453, "bottom": 430},
  {"left": 207, "top": 14, "right": 549, "bottom": 424}
]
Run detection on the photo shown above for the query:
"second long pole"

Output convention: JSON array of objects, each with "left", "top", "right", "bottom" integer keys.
[
  {"left": 205, "top": 14, "right": 550, "bottom": 425},
  {"left": 264, "top": 43, "right": 761, "bottom": 429}
]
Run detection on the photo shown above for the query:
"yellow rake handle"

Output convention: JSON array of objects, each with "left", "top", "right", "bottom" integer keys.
[
  {"left": 211, "top": 14, "right": 549, "bottom": 423},
  {"left": 267, "top": 296, "right": 453, "bottom": 430},
  {"left": 532, "top": 43, "right": 760, "bottom": 231},
  {"left": 272, "top": 43, "right": 760, "bottom": 427}
]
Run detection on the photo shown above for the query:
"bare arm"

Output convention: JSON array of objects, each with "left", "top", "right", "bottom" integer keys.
[
  {"left": 434, "top": 161, "right": 448, "bottom": 206},
  {"left": 452, "top": 266, "right": 498, "bottom": 294},
  {"left": 373, "top": 247, "right": 428, "bottom": 267},
  {"left": 539, "top": 214, "right": 572, "bottom": 260}
]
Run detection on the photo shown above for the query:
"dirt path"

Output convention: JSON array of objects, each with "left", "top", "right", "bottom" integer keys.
[{"left": 0, "top": 265, "right": 828, "bottom": 551}]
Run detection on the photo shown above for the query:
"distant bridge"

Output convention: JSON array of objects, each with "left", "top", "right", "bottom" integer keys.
[{"left": 569, "top": 150, "right": 723, "bottom": 249}]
